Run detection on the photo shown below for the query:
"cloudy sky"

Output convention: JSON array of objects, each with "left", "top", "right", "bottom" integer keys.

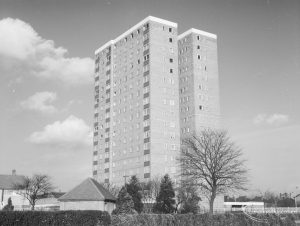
[{"left": 0, "top": 0, "right": 299, "bottom": 194}]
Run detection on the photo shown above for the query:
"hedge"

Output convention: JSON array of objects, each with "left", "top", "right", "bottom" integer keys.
[
  {"left": 0, "top": 210, "right": 111, "bottom": 226},
  {"left": 111, "top": 213, "right": 300, "bottom": 226},
  {"left": 0, "top": 211, "right": 299, "bottom": 226}
]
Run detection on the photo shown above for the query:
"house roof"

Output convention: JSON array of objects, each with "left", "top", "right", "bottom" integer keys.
[
  {"left": 58, "top": 178, "right": 116, "bottom": 202},
  {"left": 0, "top": 174, "right": 25, "bottom": 190}
]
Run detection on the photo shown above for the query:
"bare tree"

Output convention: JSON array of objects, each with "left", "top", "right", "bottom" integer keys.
[
  {"left": 101, "top": 183, "right": 121, "bottom": 197},
  {"left": 263, "top": 190, "right": 279, "bottom": 207},
  {"left": 13, "top": 174, "right": 54, "bottom": 210},
  {"left": 141, "top": 176, "right": 161, "bottom": 203},
  {"left": 140, "top": 176, "right": 161, "bottom": 213},
  {"left": 180, "top": 129, "right": 248, "bottom": 214}
]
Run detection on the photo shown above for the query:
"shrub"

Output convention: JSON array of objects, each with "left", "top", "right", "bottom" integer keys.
[
  {"left": 111, "top": 213, "right": 300, "bottom": 226},
  {"left": 126, "top": 176, "right": 143, "bottom": 213},
  {"left": 0, "top": 210, "right": 111, "bottom": 226},
  {"left": 152, "top": 174, "right": 176, "bottom": 214},
  {"left": 112, "top": 186, "right": 137, "bottom": 215},
  {"left": 2, "top": 197, "right": 14, "bottom": 211}
]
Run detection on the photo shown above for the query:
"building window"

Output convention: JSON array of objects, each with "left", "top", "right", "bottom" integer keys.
[
  {"left": 197, "top": 45, "right": 200, "bottom": 49},
  {"left": 143, "top": 23, "right": 149, "bottom": 31},
  {"left": 199, "top": 105, "right": 203, "bottom": 110},
  {"left": 169, "top": 28, "right": 172, "bottom": 33},
  {"left": 144, "top": 154, "right": 150, "bottom": 162},
  {"left": 169, "top": 58, "right": 173, "bottom": 63},
  {"left": 144, "top": 142, "right": 150, "bottom": 150},
  {"left": 143, "top": 75, "right": 149, "bottom": 83},
  {"left": 170, "top": 69, "right": 173, "bottom": 73},
  {"left": 144, "top": 131, "right": 150, "bottom": 139},
  {"left": 169, "top": 38, "right": 173, "bottom": 43},
  {"left": 143, "top": 97, "right": 149, "bottom": 105},
  {"left": 143, "top": 119, "right": 150, "bottom": 127},
  {"left": 143, "top": 108, "right": 150, "bottom": 116}
]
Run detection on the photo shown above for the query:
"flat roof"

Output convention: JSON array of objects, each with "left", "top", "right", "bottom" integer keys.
[
  {"left": 224, "top": 202, "right": 264, "bottom": 206},
  {"left": 95, "top": 16, "right": 177, "bottom": 54},
  {"left": 178, "top": 28, "right": 217, "bottom": 40}
]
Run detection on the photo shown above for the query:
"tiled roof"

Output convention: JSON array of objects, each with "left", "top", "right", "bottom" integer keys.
[
  {"left": 58, "top": 178, "right": 116, "bottom": 202},
  {"left": 0, "top": 175, "right": 26, "bottom": 190}
]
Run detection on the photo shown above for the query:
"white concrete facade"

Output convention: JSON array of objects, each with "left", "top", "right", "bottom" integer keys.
[
  {"left": 93, "top": 16, "right": 220, "bottom": 188},
  {"left": 60, "top": 201, "right": 115, "bottom": 214},
  {"left": 93, "top": 16, "right": 180, "bottom": 186},
  {"left": 178, "top": 29, "right": 220, "bottom": 136},
  {"left": 0, "top": 189, "right": 29, "bottom": 210}
]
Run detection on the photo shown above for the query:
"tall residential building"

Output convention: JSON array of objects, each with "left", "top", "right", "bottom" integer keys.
[
  {"left": 93, "top": 16, "right": 220, "bottom": 186},
  {"left": 178, "top": 29, "right": 220, "bottom": 139},
  {"left": 93, "top": 16, "right": 180, "bottom": 186}
]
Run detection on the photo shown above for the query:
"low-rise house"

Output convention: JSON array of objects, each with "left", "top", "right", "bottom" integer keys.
[
  {"left": 224, "top": 201, "right": 264, "bottom": 212},
  {"left": 0, "top": 170, "right": 30, "bottom": 210},
  {"left": 35, "top": 192, "right": 65, "bottom": 211},
  {"left": 58, "top": 178, "right": 116, "bottom": 213}
]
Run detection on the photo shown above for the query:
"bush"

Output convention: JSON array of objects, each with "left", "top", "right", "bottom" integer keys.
[
  {"left": 0, "top": 210, "right": 111, "bottom": 226},
  {"left": 1, "top": 211, "right": 299, "bottom": 225},
  {"left": 112, "top": 186, "right": 137, "bottom": 215},
  {"left": 111, "top": 213, "right": 300, "bottom": 226},
  {"left": 2, "top": 197, "right": 14, "bottom": 211}
]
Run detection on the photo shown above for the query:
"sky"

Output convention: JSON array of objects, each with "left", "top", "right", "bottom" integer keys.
[{"left": 0, "top": 0, "right": 299, "bottom": 194}]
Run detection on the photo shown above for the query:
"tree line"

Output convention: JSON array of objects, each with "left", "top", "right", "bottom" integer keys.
[
  {"left": 6, "top": 129, "right": 249, "bottom": 215},
  {"left": 110, "top": 129, "right": 248, "bottom": 215}
]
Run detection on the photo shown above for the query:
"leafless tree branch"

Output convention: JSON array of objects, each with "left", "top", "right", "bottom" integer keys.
[{"left": 179, "top": 129, "right": 248, "bottom": 214}]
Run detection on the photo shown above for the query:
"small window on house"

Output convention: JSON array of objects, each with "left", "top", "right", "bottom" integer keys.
[
  {"left": 169, "top": 38, "right": 173, "bottom": 43},
  {"left": 170, "top": 69, "right": 173, "bottom": 73},
  {"left": 197, "top": 45, "right": 200, "bottom": 49},
  {"left": 169, "top": 58, "right": 173, "bottom": 63},
  {"left": 169, "top": 28, "right": 172, "bottom": 33},
  {"left": 199, "top": 105, "right": 203, "bottom": 110},
  {"left": 197, "top": 55, "right": 201, "bottom": 60},
  {"left": 197, "top": 35, "right": 200, "bottom": 40}
]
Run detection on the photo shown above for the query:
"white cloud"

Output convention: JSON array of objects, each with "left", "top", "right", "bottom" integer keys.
[
  {"left": 266, "top": 114, "right": 289, "bottom": 125},
  {"left": 253, "top": 114, "right": 267, "bottom": 125},
  {"left": 253, "top": 113, "right": 289, "bottom": 126},
  {"left": 0, "top": 18, "right": 93, "bottom": 85},
  {"left": 28, "top": 115, "right": 92, "bottom": 147},
  {"left": 21, "top": 91, "right": 57, "bottom": 114}
]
